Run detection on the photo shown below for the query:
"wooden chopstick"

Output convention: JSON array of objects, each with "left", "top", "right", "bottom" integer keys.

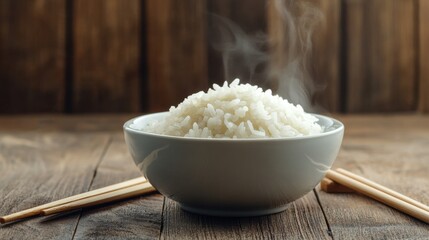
[
  {"left": 325, "top": 169, "right": 429, "bottom": 224},
  {"left": 41, "top": 182, "right": 155, "bottom": 215},
  {"left": 0, "top": 177, "right": 147, "bottom": 224},
  {"left": 336, "top": 168, "right": 429, "bottom": 212},
  {"left": 320, "top": 177, "right": 354, "bottom": 193}
]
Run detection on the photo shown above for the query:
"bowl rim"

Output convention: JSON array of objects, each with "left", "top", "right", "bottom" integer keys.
[{"left": 123, "top": 112, "right": 344, "bottom": 142}]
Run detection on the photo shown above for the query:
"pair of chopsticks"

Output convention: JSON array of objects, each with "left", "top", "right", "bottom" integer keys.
[
  {"left": 322, "top": 168, "right": 429, "bottom": 224},
  {"left": 0, "top": 177, "right": 155, "bottom": 224},
  {"left": 2, "top": 168, "right": 428, "bottom": 224}
]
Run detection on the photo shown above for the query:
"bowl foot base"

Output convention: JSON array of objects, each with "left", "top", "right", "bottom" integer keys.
[{"left": 179, "top": 204, "right": 289, "bottom": 217}]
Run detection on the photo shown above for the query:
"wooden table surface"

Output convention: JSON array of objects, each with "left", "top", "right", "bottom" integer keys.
[{"left": 0, "top": 114, "right": 428, "bottom": 239}]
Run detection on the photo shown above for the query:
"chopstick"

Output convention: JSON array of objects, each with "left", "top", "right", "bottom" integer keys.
[
  {"left": 335, "top": 168, "right": 429, "bottom": 212},
  {"left": 325, "top": 169, "right": 429, "bottom": 224},
  {"left": 0, "top": 177, "right": 149, "bottom": 224},
  {"left": 42, "top": 182, "right": 155, "bottom": 215},
  {"left": 320, "top": 177, "right": 354, "bottom": 193}
]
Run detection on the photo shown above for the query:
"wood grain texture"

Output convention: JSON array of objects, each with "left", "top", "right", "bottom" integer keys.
[
  {"left": 0, "top": 0, "right": 65, "bottom": 113},
  {"left": 0, "top": 1, "right": 426, "bottom": 114},
  {"left": 1, "top": 115, "right": 429, "bottom": 239},
  {"left": 160, "top": 192, "right": 330, "bottom": 239},
  {"left": 73, "top": 137, "right": 163, "bottom": 240},
  {"left": 0, "top": 132, "right": 110, "bottom": 239},
  {"left": 0, "top": 115, "right": 134, "bottom": 133},
  {"left": 419, "top": 0, "right": 429, "bottom": 113},
  {"left": 311, "top": 0, "right": 341, "bottom": 112},
  {"left": 207, "top": 0, "right": 267, "bottom": 86},
  {"left": 73, "top": 0, "right": 141, "bottom": 113},
  {"left": 345, "top": 0, "right": 417, "bottom": 113},
  {"left": 316, "top": 115, "right": 429, "bottom": 239},
  {"left": 146, "top": 0, "right": 208, "bottom": 112}
]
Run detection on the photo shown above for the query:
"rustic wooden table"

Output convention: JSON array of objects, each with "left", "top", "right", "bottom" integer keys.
[{"left": 0, "top": 115, "right": 428, "bottom": 239}]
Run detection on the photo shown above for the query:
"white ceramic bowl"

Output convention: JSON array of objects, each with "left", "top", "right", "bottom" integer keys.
[{"left": 124, "top": 112, "right": 344, "bottom": 217}]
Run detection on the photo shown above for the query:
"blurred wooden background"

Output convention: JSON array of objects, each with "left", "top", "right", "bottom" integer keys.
[{"left": 0, "top": 0, "right": 428, "bottom": 114}]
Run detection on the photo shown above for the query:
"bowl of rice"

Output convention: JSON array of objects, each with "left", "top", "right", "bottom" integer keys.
[{"left": 124, "top": 79, "right": 344, "bottom": 217}]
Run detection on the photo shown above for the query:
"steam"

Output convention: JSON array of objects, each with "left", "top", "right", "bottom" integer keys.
[
  {"left": 208, "top": 15, "right": 269, "bottom": 84},
  {"left": 269, "top": 0, "right": 324, "bottom": 111},
  {"left": 208, "top": 0, "right": 324, "bottom": 111}
]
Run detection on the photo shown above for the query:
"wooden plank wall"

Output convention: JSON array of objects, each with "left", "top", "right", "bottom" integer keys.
[
  {"left": 0, "top": 0, "right": 427, "bottom": 114},
  {"left": 344, "top": 0, "right": 416, "bottom": 113},
  {"left": 146, "top": 0, "right": 208, "bottom": 112},
  {"left": 419, "top": 0, "right": 429, "bottom": 112},
  {"left": 72, "top": 0, "right": 141, "bottom": 113},
  {"left": 0, "top": 0, "right": 65, "bottom": 113}
]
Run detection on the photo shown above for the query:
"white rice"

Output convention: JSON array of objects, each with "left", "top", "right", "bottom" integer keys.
[{"left": 134, "top": 79, "right": 322, "bottom": 138}]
